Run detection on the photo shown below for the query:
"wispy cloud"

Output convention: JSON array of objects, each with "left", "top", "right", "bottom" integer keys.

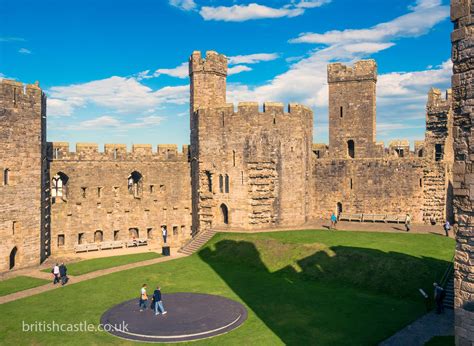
[
  {"left": 68, "top": 115, "right": 165, "bottom": 130},
  {"left": 228, "top": 65, "right": 252, "bottom": 75},
  {"left": 153, "top": 62, "right": 188, "bottom": 79},
  {"left": 169, "top": 0, "right": 196, "bottom": 11},
  {"left": 18, "top": 48, "right": 32, "bottom": 54},
  {"left": 228, "top": 53, "right": 279, "bottom": 64},
  {"left": 0, "top": 37, "right": 25, "bottom": 42},
  {"left": 199, "top": 0, "right": 331, "bottom": 22}
]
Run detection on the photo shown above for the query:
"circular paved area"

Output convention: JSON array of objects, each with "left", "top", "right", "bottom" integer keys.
[{"left": 101, "top": 292, "right": 247, "bottom": 343}]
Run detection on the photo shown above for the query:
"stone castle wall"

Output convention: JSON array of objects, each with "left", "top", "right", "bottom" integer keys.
[
  {"left": 451, "top": 0, "right": 474, "bottom": 345},
  {"left": 47, "top": 143, "right": 192, "bottom": 253},
  {"left": 0, "top": 80, "right": 48, "bottom": 271}
]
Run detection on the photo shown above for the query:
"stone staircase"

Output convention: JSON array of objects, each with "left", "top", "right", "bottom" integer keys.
[
  {"left": 443, "top": 275, "right": 454, "bottom": 310},
  {"left": 178, "top": 230, "right": 216, "bottom": 256}
]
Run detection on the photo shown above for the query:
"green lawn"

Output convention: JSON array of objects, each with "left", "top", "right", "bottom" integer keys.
[
  {"left": 0, "top": 276, "right": 49, "bottom": 297},
  {"left": 42, "top": 252, "right": 162, "bottom": 276},
  {"left": 0, "top": 230, "right": 454, "bottom": 345}
]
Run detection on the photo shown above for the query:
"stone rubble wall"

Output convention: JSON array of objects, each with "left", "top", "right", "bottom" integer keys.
[{"left": 451, "top": 0, "right": 474, "bottom": 345}]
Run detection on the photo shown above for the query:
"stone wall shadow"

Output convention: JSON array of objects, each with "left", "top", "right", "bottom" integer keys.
[{"left": 198, "top": 239, "right": 451, "bottom": 345}]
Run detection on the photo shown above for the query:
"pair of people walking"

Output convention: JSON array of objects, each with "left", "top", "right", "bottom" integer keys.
[
  {"left": 139, "top": 284, "right": 167, "bottom": 316},
  {"left": 51, "top": 262, "right": 68, "bottom": 285}
]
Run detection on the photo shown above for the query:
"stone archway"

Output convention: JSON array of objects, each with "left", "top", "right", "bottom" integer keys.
[
  {"left": 9, "top": 247, "right": 17, "bottom": 270},
  {"left": 220, "top": 204, "right": 229, "bottom": 225}
]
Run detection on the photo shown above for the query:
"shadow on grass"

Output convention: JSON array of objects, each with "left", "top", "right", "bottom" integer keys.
[{"left": 198, "top": 239, "right": 450, "bottom": 345}]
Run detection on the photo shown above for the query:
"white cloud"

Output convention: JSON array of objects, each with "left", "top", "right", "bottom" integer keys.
[
  {"left": 169, "top": 0, "right": 196, "bottom": 11},
  {"left": 18, "top": 48, "right": 32, "bottom": 54},
  {"left": 290, "top": 0, "right": 448, "bottom": 44},
  {"left": 47, "top": 76, "right": 188, "bottom": 117},
  {"left": 153, "top": 62, "right": 188, "bottom": 79},
  {"left": 228, "top": 65, "right": 252, "bottom": 75},
  {"left": 0, "top": 37, "right": 25, "bottom": 42},
  {"left": 70, "top": 115, "right": 164, "bottom": 130},
  {"left": 295, "top": 0, "right": 332, "bottom": 8},
  {"left": 228, "top": 53, "right": 279, "bottom": 65},
  {"left": 200, "top": 3, "right": 304, "bottom": 22}
]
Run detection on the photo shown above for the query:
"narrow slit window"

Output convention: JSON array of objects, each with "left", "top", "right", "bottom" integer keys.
[
  {"left": 340, "top": 106, "right": 343, "bottom": 118},
  {"left": 350, "top": 178, "right": 353, "bottom": 190},
  {"left": 232, "top": 150, "right": 236, "bottom": 167},
  {"left": 219, "top": 174, "right": 224, "bottom": 193},
  {"left": 3, "top": 168, "right": 10, "bottom": 185},
  {"left": 114, "top": 148, "right": 118, "bottom": 160},
  {"left": 225, "top": 174, "right": 230, "bottom": 193},
  {"left": 347, "top": 140, "right": 355, "bottom": 159},
  {"left": 97, "top": 187, "right": 102, "bottom": 198},
  {"left": 81, "top": 187, "right": 87, "bottom": 198},
  {"left": 205, "top": 171, "right": 212, "bottom": 192}
]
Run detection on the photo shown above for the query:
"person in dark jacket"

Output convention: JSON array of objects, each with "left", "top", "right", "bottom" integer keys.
[
  {"left": 59, "top": 262, "right": 68, "bottom": 285},
  {"left": 153, "top": 286, "right": 167, "bottom": 316}
]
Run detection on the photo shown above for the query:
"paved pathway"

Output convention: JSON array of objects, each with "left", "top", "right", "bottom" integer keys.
[
  {"left": 0, "top": 253, "right": 185, "bottom": 305},
  {"left": 379, "top": 310, "right": 454, "bottom": 346}
]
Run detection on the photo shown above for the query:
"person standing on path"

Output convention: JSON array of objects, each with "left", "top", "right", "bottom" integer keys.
[
  {"left": 139, "top": 284, "right": 148, "bottom": 311},
  {"left": 59, "top": 262, "right": 68, "bottom": 285},
  {"left": 405, "top": 214, "right": 411, "bottom": 232},
  {"left": 443, "top": 220, "right": 451, "bottom": 237},
  {"left": 153, "top": 286, "right": 167, "bottom": 316},
  {"left": 330, "top": 212, "right": 337, "bottom": 230},
  {"left": 162, "top": 226, "right": 168, "bottom": 244},
  {"left": 52, "top": 263, "right": 60, "bottom": 284},
  {"left": 433, "top": 282, "right": 445, "bottom": 314}
]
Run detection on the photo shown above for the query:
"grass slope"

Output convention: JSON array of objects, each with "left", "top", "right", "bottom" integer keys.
[
  {"left": 0, "top": 230, "right": 454, "bottom": 345},
  {"left": 42, "top": 252, "right": 161, "bottom": 276},
  {"left": 0, "top": 276, "right": 49, "bottom": 297}
]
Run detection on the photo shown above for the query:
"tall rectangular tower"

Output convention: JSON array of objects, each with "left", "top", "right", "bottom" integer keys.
[
  {"left": 328, "top": 60, "right": 378, "bottom": 159},
  {"left": 0, "top": 80, "right": 49, "bottom": 271}
]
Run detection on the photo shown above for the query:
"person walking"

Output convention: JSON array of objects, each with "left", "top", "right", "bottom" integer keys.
[
  {"left": 433, "top": 282, "right": 446, "bottom": 314},
  {"left": 59, "top": 262, "right": 68, "bottom": 285},
  {"left": 52, "top": 263, "right": 60, "bottom": 284},
  {"left": 139, "top": 284, "right": 148, "bottom": 312},
  {"left": 162, "top": 226, "right": 168, "bottom": 244},
  {"left": 153, "top": 286, "right": 167, "bottom": 316},
  {"left": 443, "top": 220, "right": 451, "bottom": 237},
  {"left": 330, "top": 212, "right": 337, "bottom": 230},
  {"left": 405, "top": 214, "right": 411, "bottom": 232}
]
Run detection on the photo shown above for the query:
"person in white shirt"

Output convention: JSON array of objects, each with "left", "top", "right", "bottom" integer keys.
[
  {"left": 139, "top": 284, "right": 148, "bottom": 311},
  {"left": 52, "top": 264, "right": 60, "bottom": 284},
  {"left": 162, "top": 226, "right": 168, "bottom": 244}
]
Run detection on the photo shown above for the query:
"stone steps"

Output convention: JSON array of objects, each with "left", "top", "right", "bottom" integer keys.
[
  {"left": 178, "top": 230, "right": 217, "bottom": 255},
  {"left": 443, "top": 276, "right": 454, "bottom": 310}
]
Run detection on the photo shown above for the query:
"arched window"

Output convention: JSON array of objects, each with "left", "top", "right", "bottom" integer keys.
[
  {"left": 225, "top": 174, "right": 230, "bottom": 193},
  {"left": 337, "top": 202, "right": 343, "bottom": 216},
  {"left": 128, "top": 171, "right": 143, "bottom": 198},
  {"left": 220, "top": 204, "right": 229, "bottom": 225},
  {"left": 347, "top": 140, "right": 355, "bottom": 159},
  {"left": 418, "top": 149, "right": 423, "bottom": 158},
  {"left": 3, "top": 168, "right": 10, "bottom": 185},
  {"left": 52, "top": 172, "right": 69, "bottom": 201},
  {"left": 219, "top": 174, "right": 224, "bottom": 193},
  {"left": 9, "top": 247, "right": 17, "bottom": 270},
  {"left": 94, "top": 230, "right": 103, "bottom": 243}
]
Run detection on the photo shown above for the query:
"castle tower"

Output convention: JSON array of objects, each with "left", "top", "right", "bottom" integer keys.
[
  {"left": 327, "top": 60, "right": 378, "bottom": 159},
  {"left": 425, "top": 88, "right": 454, "bottom": 162},
  {"left": 0, "top": 80, "right": 49, "bottom": 271},
  {"left": 451, "top": 1, "right": 474, "bottom": 345},
  {"left": 189, "top": 50, "right": 227, "bottom": 114}
]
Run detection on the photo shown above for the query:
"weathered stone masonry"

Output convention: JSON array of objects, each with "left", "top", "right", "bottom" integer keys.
[
  {"left": 0, "top": 49, "right": 456, "bottom": 271},
  {"left": 451, "top": 0, "right": 474, "bottom": 345}
]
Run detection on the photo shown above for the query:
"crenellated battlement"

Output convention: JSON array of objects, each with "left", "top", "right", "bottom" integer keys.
[
  {"left": 0, "top": 79, "right": 44, "bottom": 106},
  {"left": 328, "top": 60, "right": 377, "bottom": 83},
  {"left": 189, "top": 50, "right": 228, "bottom": 77},
  {"left": 198, "top": 102, "right": 313, "bottom": 117},
  {"left": 427, "top": 88, "right": 452, "bottom": 112},
  {"left": 47, "top": 142, "right": 190, "bottom": 162}
]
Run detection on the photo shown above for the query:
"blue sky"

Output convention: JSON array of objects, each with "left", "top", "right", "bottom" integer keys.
[{"left": 1, "top": 0, "right": 452, "bottom": 149}]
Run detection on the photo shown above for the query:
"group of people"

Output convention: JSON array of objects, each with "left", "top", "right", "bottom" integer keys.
[
  {"left": 139, "top": 284, "right": 167, "bottom": 316},
  {"left": 51, "top": 262, "right": 68, "bottom": 285}
]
